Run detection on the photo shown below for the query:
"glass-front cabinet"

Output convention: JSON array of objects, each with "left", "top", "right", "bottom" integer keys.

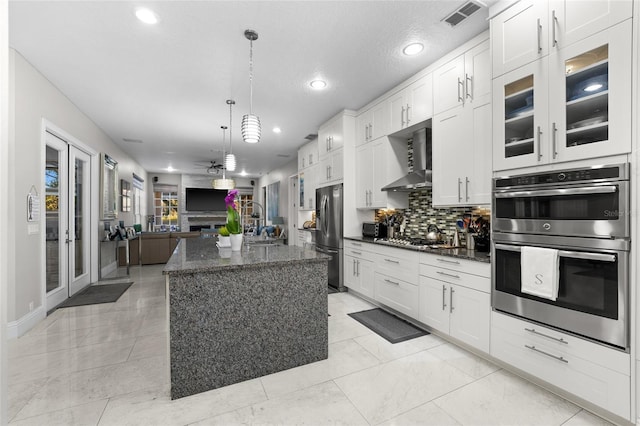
[{"left": 493, "top": 20, "right": 631, "bottom": 171}]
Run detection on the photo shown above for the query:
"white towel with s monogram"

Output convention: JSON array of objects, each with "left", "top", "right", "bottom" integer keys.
[{"left": 520, "top": 246, "right": 560, "bottom": 301}]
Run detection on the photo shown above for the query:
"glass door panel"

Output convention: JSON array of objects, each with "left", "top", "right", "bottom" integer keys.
[
  {"left": 69, "top": 147, "right": 91, "bottom": 295},
  {"left": 504, "top": 75, "right": 535, "bottom": 158}
]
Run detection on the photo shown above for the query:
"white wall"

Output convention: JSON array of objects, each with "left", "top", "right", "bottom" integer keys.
[
  {"left": 0, "top": 0, "right": 9, "bottom": 421},
  {"left": 258, "top": 159, "right": 298, "bottom": 227},
  {"left": 9, "top": 49, "right": 148, "bottom": 327}
]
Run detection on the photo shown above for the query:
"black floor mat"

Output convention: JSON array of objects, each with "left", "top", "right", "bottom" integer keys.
[
  {"left": 348, "top": 308, "right": 428, "bottom": 343},
  {"left": 57, "top": 282, "right": 133, "bottom": 308},
  {"left": 327, "top": 286, "right": 339, "bottom": 294}
]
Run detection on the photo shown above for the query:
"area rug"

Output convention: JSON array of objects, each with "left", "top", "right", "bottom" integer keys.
[
  {"left": 57, "top": 282, "right": 133, "bottom": 308},
  {"left": 348, "top": 308, "right": 428, "bottom": 343}
]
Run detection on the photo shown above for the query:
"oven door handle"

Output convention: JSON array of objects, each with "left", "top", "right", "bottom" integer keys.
[
  {"left": 493, "top": 185, "right": 617, "bottom": 198},
  {"left": 494, "top": 244, "right": 617, "bottom": 263}
]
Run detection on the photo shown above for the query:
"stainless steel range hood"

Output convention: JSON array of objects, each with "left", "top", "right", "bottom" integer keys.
[{"left": 382, "top": 127, "right": 432, "bottom": 192}]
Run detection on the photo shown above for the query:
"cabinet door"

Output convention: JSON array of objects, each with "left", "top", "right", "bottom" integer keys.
[
  {"left": 418, "top": 276, "right": 449, "bottom": 334},
  {"left": 358, "top": 258, "right": 375, "bottom": 298},
  {"left": 407, "top": 73, "right": 433, "bottom": 126},
  {"left": 387, "top": 89, "right": 408, "bottom": 134},
  {"left": 467, "top": 103, "right": 492, "bottom": 205},
  {"left": 550, "top": 20, "right": 631, "bottom": 163},
  {"left": 491, "top": 0, "right": 548, "bottom": 77},
  {"left": 329, "top": 149, "right": 344, "bottom": 182},
  {"left": 303, "top": 164, "right": 317, "bottom": 210},
  {"left": 370, "top": 139, "right": 389, "bottom": 208},
  {"left": 317, "top": 156, "right": 330, "bottom": 187},
  {"left": 344, "top": 254, "right": 358, "bottom": 289},
  {"left": 493, "top": 58, "right": 549, "bottom": 171},
  {"left": 550, "top": 0, "right": 632, "bottom": 50},
  {"left": 464, "top": 40, "right": 491, "bottom": 107},
  {"left": 298, "top": 146, "right": 307, "bottom": 170},
  {"left": 449, "top": 284, "right": 491, "bottom": 353},
  {"left": 371, "top": 101, "right": 388, "bottom": 140},
  {"left": 356, "top": 110, "right": 372, "bottom": 147},
  {"left": 319, "top": 118, "right": 343, "bottom": 157},
  {"left": 433, "top": 55, "right": 464, "bottom": 115},
  {"left": 432, "top": 107, "right": 467, "bottom": 206},
  {"left": 355, "top": 144, "right": 372, "bottom": 208}
]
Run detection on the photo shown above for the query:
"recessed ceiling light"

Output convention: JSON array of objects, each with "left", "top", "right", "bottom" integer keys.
[
  {"left": 310, "top": 80, "right": 327, "bottom": 90},
  {"left": 135, "top": 8, "right": 159, "bottom": 25},
  {"left": 167, "top": 166, "right": 175, "bottom": 172},
  {"left": 240, "top": 170, "right": 248, "bottom": 177},
  {"left": 403, "top": 42, "right": 424, "bottom": 56},
  {"left": 273, "top": 127, "right": 282, "bottom": 134}
]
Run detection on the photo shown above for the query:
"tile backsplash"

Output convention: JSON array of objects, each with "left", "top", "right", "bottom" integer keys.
[{"left": 375, "top": 133, "right": 490, "bottom": 240}]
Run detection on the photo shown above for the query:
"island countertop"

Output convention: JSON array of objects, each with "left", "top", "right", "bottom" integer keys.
[{"left": 163, "top": 237, "right": 329, "bottom": 275}]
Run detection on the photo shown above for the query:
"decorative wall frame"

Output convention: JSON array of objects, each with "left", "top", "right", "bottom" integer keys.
[{"left": 101, "top": 153, "right": 118, "bottom": 219}]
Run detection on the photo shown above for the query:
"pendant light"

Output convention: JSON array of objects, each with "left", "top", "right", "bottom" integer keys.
[
  {"left": 225, "top": 99, "right": 237, "bottom": 171},
  {"left": 241, "top": 29, "right": 261, "bottom": 144},
  {"left": 212, "top": 125, "right": 235, "bottom": 190}
]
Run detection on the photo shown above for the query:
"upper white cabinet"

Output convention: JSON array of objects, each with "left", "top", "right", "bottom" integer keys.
[
  {"left": 356, "top": 137, "right": 407, "bottom": 209},
  {"left": 387, "top": 73, "right": 433, "bottom": 134},
  {"left": 316, "top": 111, "right": 355, "bottom": 187},
  {"left": 298, "top": 164, "right": 317, "bottom": 211},
  {"left": 298, "top": 139, "right": 318, "bottom": 170},
  {"left": 318, "top": 149, "right": 344, "bottom": 187},
  {"left": 319, "top": 114, "right": 344, "bottom": 157},
  {"left": 434, "top": 40, "right": 491, "bottom": 115},
  {"left": 493, "top": 20, "right": 632, "bottom": 170},
  {"left": 492, "top": 0, "right": 631, "bottom": 78},
  {"left": 356, "top": 101, "right": 387, "bottom": 146},
  {"left": 432, "top": 40, "right": 491, "bottom": 206}
]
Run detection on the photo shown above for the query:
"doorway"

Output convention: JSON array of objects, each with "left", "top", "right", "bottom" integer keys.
[{"left": 45, "top": 131, "right": 92, "bottom": 310}]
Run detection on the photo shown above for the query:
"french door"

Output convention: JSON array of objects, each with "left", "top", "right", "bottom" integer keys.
[{"left": 45, "top": 131, "right": 91, "bottom": 310}]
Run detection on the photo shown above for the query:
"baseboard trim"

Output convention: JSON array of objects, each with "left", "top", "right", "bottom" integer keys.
[{"left": 7, "top": 305, "right": 46, "bottom": 339}]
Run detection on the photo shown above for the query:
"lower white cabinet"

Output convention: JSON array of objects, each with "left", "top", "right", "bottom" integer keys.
[
  {"left": 344, "top": 241, "right": 375, "bottom": 298},
  {"left": 491, "top": 311, "right": 630, "bottom": 420},
  {"left": 418, "top": 254, "right": 491, "bottom": 353},
  {"left": 375, "top": 273, "right": 419, "bottom": 318}
]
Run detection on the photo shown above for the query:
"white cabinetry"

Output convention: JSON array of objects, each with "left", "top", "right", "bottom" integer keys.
[
  {"left": 319, "top": 113, "right": 345, "bottom": 157},
  {"left": 491, "top": 0, "right": 631, "bottom": 78},
  {"left": 298, "top": 139, "right": 318, "bottom": 170},
  {"left": 387, "top": 73, "right": 433, "bottom": 134},
  {"left": 356, "top": 137, "right": 407, "bottom": 209},
  {"left": 344, "top": 240, "right": 375, "bottom": 298},
  {"left": 374, "top": 245, "right": 419, "bottom": 318},
  {"left": 418, "top": 254, "right": 490, "bottom": 353},
  {"left": 432, "top": 40, "right": 491, "bottom": 206},
  {"left": 298, "top": 164, "right": 317, "bottom": 211},
  {"left": 493, "top": 21, "right": 632, "bottom": 171},
  {"left": 317, "top": 112, "right": 354, "bottom": 187},
  {"left": 318, "top": 150, "right": 343, "bottom": 186},
  {"left": 356, "top": 101, "right": 387, "bottom": 146},
  {"left": 491, "top": 311, "right": 630, "bottom": 420}
]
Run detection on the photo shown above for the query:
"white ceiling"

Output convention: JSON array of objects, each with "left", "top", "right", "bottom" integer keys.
[{"left": 9, "top": 0, "right": 494, "bottom": 178}]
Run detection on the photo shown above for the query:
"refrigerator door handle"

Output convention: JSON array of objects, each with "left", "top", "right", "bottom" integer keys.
[{"left": 316, "top": 246, "right": 339, "bottom": 255}]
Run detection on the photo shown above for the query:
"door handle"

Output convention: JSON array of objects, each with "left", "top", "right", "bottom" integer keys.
[
  {"left": 552, "top": 10, "right": 558, "bottom": 47},
  {"left": 552, "top": 122, "right": 558, "bottom": 159},
  {"left": 449, "top": 287, "right": 454, "bottom": 313},
  {"left": 457, "top": 178, "right": 462, "bottom": 202},
  {"left": 536, "top": 126, "right": 542, "bottom": 161},
  {"left": 525, "top": 345, "right": 568, "bottom": 363},
  {"left": 442, "top": 285, "right": 447, "bottom": 310},
  {"left": 465, "top": 73, "right": 473, "bottom": 100},
  {"left": 457, "top": 78, "right": 464, "bottom": 103},
  {"left": 537, "top": 18, "right": 542, "bottom": 54},
  {"left": 384, "top": 278, "right": 400, "bottom": 286},
  {"left": 465, "top": 177, "right": 470, "bottom": 202},
  {"left": 401, "top": 105, "right": 406, "bottom": 127},
  {"left": 406, "top": 103, "right": 411, "bottom": 124}
]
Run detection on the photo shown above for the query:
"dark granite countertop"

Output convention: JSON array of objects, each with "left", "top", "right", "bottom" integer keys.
[
  {"left": 164, "top": 237, "right": 330, "bottom": 274},
  {"left": 344, "top": 236, "right": 491, "bottom": 263}
]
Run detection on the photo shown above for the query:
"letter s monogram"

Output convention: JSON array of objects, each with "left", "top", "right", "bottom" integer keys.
[{"left": 535, "top": 274, "right": 544, "bottom": 285}]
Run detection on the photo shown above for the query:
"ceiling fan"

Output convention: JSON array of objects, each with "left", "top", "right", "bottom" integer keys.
[{"left": 194, "top": 160, "right": 224, "bottom": 175}]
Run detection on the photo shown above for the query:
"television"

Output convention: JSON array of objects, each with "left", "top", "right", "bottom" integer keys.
[{"left": 185, "top": 188, "right": 228, "bottom": 212}]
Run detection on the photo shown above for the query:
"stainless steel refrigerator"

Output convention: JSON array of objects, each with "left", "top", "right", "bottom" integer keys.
[{"left": 316, "top": 183, "right": 344, "bottom": 291}]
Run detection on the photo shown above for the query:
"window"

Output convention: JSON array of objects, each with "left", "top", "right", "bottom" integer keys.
[{"left": 153, "top": 185, "right": 179, "bottom": 230}]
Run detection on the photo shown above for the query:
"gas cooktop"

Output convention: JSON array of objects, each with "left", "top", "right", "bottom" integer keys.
[{"left": 374, "top": 237, "right": 456, "bottom": 250}]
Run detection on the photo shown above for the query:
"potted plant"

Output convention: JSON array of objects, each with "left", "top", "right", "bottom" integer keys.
[
  {"left": 225, "top": 190, "right": 243, "bottom": 251},
  {"left": 217, "top": 225, "right": 231, "bottom": 248}
]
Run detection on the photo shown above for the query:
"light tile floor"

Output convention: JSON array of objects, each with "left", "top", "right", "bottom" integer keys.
[{"left": 8, "top": 265, "right": 615, "bottom": 425}]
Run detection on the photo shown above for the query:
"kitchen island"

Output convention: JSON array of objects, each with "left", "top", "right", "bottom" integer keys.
[{"left": 164, "top": 238, "right": 329, "bottom": 399}]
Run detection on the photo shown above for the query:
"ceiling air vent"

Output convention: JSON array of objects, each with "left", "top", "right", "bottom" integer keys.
[
  {"left": 442, "top": 1, "right": 483, "bottom": 27},
  {"left": 277, "top": 154, "right": 291, "bottom": 158},
  {"left": 123, "top": 138, "right": 143, "bottom": 144}
]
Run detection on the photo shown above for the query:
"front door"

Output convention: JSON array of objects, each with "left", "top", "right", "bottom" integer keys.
[{"left": 45, "top": 131, "right": 92, "bottom": 310}]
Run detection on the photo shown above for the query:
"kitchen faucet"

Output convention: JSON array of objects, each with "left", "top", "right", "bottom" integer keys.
[{"left": 240, "top": 200, "right": 265, "bottom": 238}]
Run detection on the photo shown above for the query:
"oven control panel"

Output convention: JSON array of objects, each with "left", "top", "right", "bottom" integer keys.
[{"left": 495, "top": 165, "right": 624, "bottom": 188}]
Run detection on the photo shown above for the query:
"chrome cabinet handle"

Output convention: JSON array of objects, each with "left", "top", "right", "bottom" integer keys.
[
  {"left": 436, "top": 258, "right": 460, "bottom": 265},
  {"left": 437, "top": 271, "right": 461, "bottom": 279},
  {"left": 442, "top": 285, "right": 447, "bottom": 310},
  {"left": 465, "top": 177, "right": 470, "bottom": 202},
  {"left": 457, "top": 78, "right": 464, "bottom": 103},
  {"left": 525, "top": 344, "right": 568, "bottom": 363},
  {"left": 406, "top": 104, "right": 411, "bottom": 125},
  {"left": 369, "top": 123, "right": 373, "bottom": 139},
  {"left": 351, "top": 250, "right": 362, "bottom": 255},
  {"left": 525, "top": 327, "right": 568, "bottom": 344},
  {"left": 356, "top": 259, "right": 360, "bottom": 276},
  {"left": 384, "top": 258, "right": 399, "bottom": 264},
  {"left": 449, "top": 287, "right": 454, "bottom": 313},
  {"left": 457, "top": 178, "right": 462, "bottom": 202},
  {"left": 384, "top": 278, "right": 400, "bottom": 286},
  {"left": 536, "top": 126, "right": 542, "bottom": 161},
  {"left": 552, "top": 10, "right": 558, "bottom": 47},
  {"left": 552, "top": 122, "right": 557, "bottom": 159},
  {"left": 353, "top": 259, "right": 357, "bottom": 276},
  {"left": 537, "top": 18, "right": 542, "bottom": 54},
  {"left": 401, "top": 105, "right": 406, "bottom": 127},
  {"left": 465, "top": 73, "right": 473, "bottom": 100}
]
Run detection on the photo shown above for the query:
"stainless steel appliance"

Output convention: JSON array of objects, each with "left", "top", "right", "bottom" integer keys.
[
  {"left": 362, "top": 221, "right": 387, "bottom": 238},
  {"left": 492, "top": 163, "right": 630, "bottom": 350},
  {"left": 316, "top": 183, "right": 344, "bottom": 291}
]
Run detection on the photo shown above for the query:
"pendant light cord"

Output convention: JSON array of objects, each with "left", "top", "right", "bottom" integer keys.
[
  {"left": 249, "top": 38, "right": 254, "bottom": 115},
  {"left": 221, "top": 126, "right": 227, "bottom": 179}
]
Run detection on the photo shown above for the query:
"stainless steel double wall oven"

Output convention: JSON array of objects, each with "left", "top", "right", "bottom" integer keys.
[{"left": 492, "top": 163, "right": 630, "bottom": 350}]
